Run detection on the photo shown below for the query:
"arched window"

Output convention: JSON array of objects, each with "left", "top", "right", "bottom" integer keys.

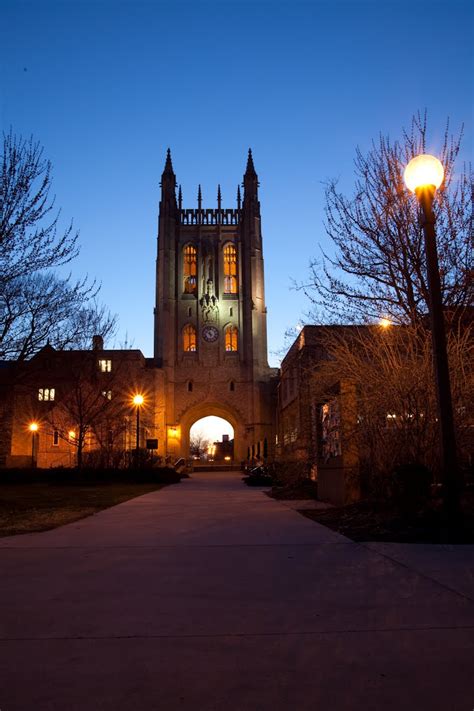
[
  {"left": 225, "top": 325, "right": 238, "bottom": 352},
  {"left": 183, "top": 324, "right": 197, "bottom": 352},
  {"left": 183, "top": 245, "right": 197, "bottom": 294},
  {"left": 223, "top": 243, "right": 238, "bottom": 294}
]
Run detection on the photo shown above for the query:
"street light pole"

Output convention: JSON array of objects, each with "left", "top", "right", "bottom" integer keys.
[
  {"left": 29, "top": 422, "right": 38, "bottom": 467},
  {"left": 136, "top": 405, "right": 140, "bottom": 457},
  {"left": 132, "top": 394, "right": 144, "bottom": 466},
  {"left": 404, "top": 154, "right": 460, "bottom": 518}
]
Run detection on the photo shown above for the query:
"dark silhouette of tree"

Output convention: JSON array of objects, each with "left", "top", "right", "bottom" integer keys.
[
  {"left": 303, "top": 113, "right": 473, "bottom": 326},
  {"left": 44, "top": 352, "right": 130, "bottom": 468},
  {"left": 190, "top": 429, "right": 210, "bottom": 458},
  {"left": 0, "top": 130, "right": 78, "bottom": 284},
  {"left": 0, "top": 273, "right": 116, "bottom": 360},
  {"left": 0, "top": 131, "right": 116, "bottom": 359}
]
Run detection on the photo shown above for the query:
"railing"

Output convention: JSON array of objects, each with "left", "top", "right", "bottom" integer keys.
[{"left": 180, "top": 208, "right": 241, "bottom": 226}]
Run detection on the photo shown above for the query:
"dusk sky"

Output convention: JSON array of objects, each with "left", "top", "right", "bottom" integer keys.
[{"left": 1, "top": 0, "right": 471, "bottom": 367}]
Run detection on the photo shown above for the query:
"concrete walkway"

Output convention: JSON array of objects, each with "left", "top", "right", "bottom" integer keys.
[{"left": 1, "top": 471, "right": 474, "bottom": 710}]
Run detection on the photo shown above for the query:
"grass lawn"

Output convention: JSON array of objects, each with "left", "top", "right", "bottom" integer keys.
[
  {"left": 268, "top": 478, "right": 474, "bottom": 543},
  {"left": 299, "top": 493, "right": 474, "bottom": 544},
  {"left": 0, "top": 482, "right": 167, "bottom": 537}
]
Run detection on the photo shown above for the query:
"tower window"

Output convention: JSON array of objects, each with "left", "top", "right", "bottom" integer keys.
[
  {"left": 225, "top": 325, "right": 238, "bottom": 352},
  {"left": 229, "top": 380, "right": 235, "bottom": 392},
  {"left": 187, "top": 381, "right": 193, "bottom": 392},
  {"left": 223, "top": 243, "right": 238, "bottom": 294},
  {"left": 53, "top": 429, "right": 59, "bottom": 446},
  {"left": 98, "top": 359, "right": 112, "bottom": 372},
  {"left": 229, "top": 307, "right": 233, "bottom": 317},
  {"left": 183, "top": 244, "right": 197, "bottom": 294},
  {"left": 188, "top": 306, "right": 192, "bottom": 317},
  {"left": 183, "top": 324, "right": 197, "bottom": 352}
]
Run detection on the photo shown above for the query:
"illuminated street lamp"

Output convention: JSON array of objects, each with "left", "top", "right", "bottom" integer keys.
[
  {"left": 132, "top": 394, "right": 144, "bottom": 463},
  {"left": 29, "top": 422, "right": 39, "bottom": 467},
  {"left": 404, "top": 154, "right": 459, "bottom": 517}
]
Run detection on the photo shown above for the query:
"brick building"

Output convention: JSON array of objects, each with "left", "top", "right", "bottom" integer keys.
[
  {"left": 277, "top": 326, "right": 361, "bottom": 505},
  {"left": 0, "top": 151, "right": 278, "bottom": 467}
]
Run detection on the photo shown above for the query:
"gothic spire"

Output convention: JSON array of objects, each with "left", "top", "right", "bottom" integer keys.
[
  {"left": 178, "top": 184, "right": 182, "bottom": 210},
  {"left": 197, "top": 184, "right": 202, "bottom": 210},
  {"left": 237, "top": 184, "right": 241, "bottom": 210},
  {"left": 162, "top": 147, "right": 174, "bottom": 176},
  {"left": 245, "top": 148, "right": 257, "bottom": 177},
  {"left": 217, "top": 184, "right": 222, "bottom": 211},
  {"left": 160, "top": 148, "right": 177, "bottom": 210},
  {"left": 243, "top": 148, "right": 259, "bottom": 211}
]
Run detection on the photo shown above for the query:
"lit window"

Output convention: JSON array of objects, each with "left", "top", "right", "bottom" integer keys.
[
  {"left": 38, "top": 387, "right": 55, "bottom": 401},
  {"left": 102, "top": 390, "right": 112, "bottom": 400},
  {"left": 98, "top": 359, "right": 112, "bottom": 372},
  {"left": 225, "top": 325, "right": 238, "bottom": 352},
  {"left": 183, "top": 324, "right": 197, "bottom": 352},
  {"left": 183, "top": 244, "right": 197, "bottom": 294},
  {"left": 53, "top": 430, "right": 59, "bottom": 446},
  {"left": 223, "top": 244, "right": 238, "bottom": 294}
]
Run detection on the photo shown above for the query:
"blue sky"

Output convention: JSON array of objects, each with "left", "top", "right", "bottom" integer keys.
[{"left": 1, "top": 0, "right": 472, "bottom": 366}]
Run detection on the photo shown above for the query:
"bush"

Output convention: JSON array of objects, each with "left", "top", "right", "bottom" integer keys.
[
  {"left": 391, "top": 463, "right": 432, "bottom": 513},
  {"left": 0, "top": 466, "right": 181, "bottom": 486}
]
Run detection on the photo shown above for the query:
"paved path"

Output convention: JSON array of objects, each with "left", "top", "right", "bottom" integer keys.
[{"left": 1, "top": 471, "right": 474, "bottom": 710}]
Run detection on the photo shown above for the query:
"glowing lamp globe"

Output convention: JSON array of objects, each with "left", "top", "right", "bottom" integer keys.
[
  {"left": 133, "top": 394, "right": 144, "bottom": 406},
  {"left": 29, "top": 422, "right": 39, "bottom": 432},
  {"left": 404, "top": 154, "right": 444, "bottom": 193}
]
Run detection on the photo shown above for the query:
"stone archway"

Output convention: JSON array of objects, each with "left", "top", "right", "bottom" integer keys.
[{"left": 178, "top": 402, "right": 247, "bottom": 462}]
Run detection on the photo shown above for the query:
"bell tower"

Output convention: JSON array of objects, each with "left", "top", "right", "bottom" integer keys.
[{"left": 153, "top": 150, "right": 277, "bottom": 461}]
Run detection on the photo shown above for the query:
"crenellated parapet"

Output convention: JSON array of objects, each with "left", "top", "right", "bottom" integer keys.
[{"left": 179, "top": 208, "right": 241, "bottom": 225}]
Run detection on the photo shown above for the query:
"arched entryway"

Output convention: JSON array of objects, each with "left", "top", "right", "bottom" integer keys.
[
  {"left": 189, "top": 416, "right": 234, "bottom": 462},
  {"left": 178, "top": 402, "right": 246, "bottom": 463}
]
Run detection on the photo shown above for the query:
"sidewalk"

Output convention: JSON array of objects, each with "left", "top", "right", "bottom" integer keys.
[{"left": 1, "top": 471, "right": 473, "bottom": 710}]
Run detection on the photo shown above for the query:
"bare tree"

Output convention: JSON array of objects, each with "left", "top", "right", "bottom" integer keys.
[
  {"left": 0, "top": 273, "right": 116, "bottom": 360},
  {"left": 43, "top": 353, "right": 130, "bottom": 468},
  {"left": 190, "top": 428, "right": 210, "bottom": 458},
  {"left": 0, "top": 131, "right": 116, "bottom": 359},
  {"left": 303, "top": 113, "right": 473, "bottom": 326},
  {"left": 311, "top": 324, "right": 473, "bottom": 494},
  {"left": 0, "top": 130, "right": 78, "bottom": 284}
]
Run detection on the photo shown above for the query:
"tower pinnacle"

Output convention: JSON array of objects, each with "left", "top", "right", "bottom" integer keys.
[
  {"left": 162, "top": 148, "right": 175, "bottom": 176},
  {"left": 245, "top": 148, "right": 257, "bottom": 177},
  {"left": 243, "top": 148, "right": 259, "bottom": 210}
]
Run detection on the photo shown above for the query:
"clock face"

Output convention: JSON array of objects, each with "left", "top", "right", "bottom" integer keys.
[{"left": 202, "top": 325, "right": 219, "bottom": 343}]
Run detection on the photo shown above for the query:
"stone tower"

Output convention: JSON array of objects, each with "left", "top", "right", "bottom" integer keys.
[{"left": 154, "top": 150, "right": 277, "bottom": 461}]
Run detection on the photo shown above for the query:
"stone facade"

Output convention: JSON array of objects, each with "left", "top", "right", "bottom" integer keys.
[
  {"left": 154, "top": 150, "right": 278, "bottom": 462},
  {"left": 277, "top": 326, "right": 361, "bottom": 505}
]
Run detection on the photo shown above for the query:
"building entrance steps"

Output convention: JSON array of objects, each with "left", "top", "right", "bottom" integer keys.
[{"left": 1, "top": 471, "right": 474, "bottom": 711}]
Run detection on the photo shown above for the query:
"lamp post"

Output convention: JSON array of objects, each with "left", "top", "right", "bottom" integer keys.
[
  {"left": 132, "top": 394, "right": 144, "bottom": 465},
  {"left": 29, "top": 422, "right": 38, "bottom": 467},
  {"left": 404, "top": 154, "right": 459, "bottom": 518}
]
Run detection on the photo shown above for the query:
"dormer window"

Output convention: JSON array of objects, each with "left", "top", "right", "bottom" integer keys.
[{"left": 38, "top": 387, "right": 55, "bottom": 401}]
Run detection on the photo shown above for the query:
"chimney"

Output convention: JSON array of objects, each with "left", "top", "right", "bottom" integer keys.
[{"left": 92, "top": 335, "right": 104, "bottom": 351}]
